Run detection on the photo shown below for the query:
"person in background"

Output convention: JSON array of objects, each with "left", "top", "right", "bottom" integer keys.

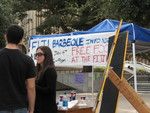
[
  {"left": 0, "top": 25, "right": 36, "bottom": 113},
  {"left": 18, "top": 43, "right": 27, "bottom": 54},
  {"left": 34, "top": 46, "right": 57, "bottom": 113}
]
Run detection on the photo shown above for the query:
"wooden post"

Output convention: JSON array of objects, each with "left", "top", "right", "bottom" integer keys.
[{"left": 108, "top": 69, "right": 150, "bottom": 113}]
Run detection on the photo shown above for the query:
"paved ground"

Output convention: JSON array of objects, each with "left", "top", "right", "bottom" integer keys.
[
  {"left": 117, "top": 93, "right": 150, "bottom": 113},
  {"left": 75, "top": 92, "right": 150, "bottom": 113}
]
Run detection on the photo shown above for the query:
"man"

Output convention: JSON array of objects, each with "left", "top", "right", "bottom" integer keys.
[{"left": 0, "top": 25, "right": 36, "bottom": 113}]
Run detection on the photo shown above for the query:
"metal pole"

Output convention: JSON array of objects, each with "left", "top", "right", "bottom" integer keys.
[
  {"left": 132, "top": 42, "right": 137, "bottom": 92},
  {"left": 92, "top": 65, "right": 94, "bottom": 106}
]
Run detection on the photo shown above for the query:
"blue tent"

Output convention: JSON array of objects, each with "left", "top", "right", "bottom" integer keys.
[
  {"left": 31, "top": 19, "right": 150, "bottom": 42},
  {"left": 88, "top": 19, "right": 150, "bottom": 42},
  {"left": 88, "top": 19, "right": 150, "bottom": 92}
]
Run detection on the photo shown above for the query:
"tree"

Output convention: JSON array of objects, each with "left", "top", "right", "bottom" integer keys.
[
  {"left": 13, "top": 0, "right": 109, "bottom": 33},
  {"left": 103, "top": 0, "right": 150, "bottom": 28},
  {"left": 13, "top": 0, "right": 150, "bottom": 34},
  {"left": 0, "top": 0, "right": 19, "bottom": 48}
]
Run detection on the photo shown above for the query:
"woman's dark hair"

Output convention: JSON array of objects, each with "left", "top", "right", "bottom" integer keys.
[
  {"left": 18, "top": 44, "right": 27, "bottom": 54},
  {"left": 36, "top": 46, "right": 55, "bottom": 77},
  {"left": 6, "top": 25, "right": 24, "bottom": 44}
]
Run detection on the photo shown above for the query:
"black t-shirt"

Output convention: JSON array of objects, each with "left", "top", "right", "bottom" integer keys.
[{"left": 0, "top": 48, "right": 36, "bottom": 111}]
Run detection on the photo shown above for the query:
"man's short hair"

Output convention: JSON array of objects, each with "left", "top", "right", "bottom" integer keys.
[{"left": 6, "top": 25, "right": 24, "bottom": 44}]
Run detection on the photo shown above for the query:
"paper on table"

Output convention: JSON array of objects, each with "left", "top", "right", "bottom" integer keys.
[{"left": 68, "top": 100, "right": 78, "bottom": 109}]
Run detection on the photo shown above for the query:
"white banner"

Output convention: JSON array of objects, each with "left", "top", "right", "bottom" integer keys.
[{"left": 29, "top": 32, "right": 114, "bottom": 66}]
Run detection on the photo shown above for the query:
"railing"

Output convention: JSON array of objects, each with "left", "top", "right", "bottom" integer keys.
[
  {"left": 124, "top": 61, "right": 150, "bottom": 92},
  {"left": 124, "top": 61, "right": 150, "bottom": 73}
]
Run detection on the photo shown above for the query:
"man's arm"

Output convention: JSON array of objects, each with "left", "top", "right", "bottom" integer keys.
[{"left": 26, "top": 77, "right": 36, "bottom": 113}]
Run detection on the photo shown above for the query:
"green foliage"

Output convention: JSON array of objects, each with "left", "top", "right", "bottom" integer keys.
[
  {"left": 104, "top": 0, "right": 150, "bottom": 28},
  {"left": 94, "top": 67, "right": 105, "bottom": 72},
  {"left": 0, "top": 0, "right": 19, "bottom": 48},
  {"left": 137, "top": 69, "right": 150, "bottom": 75},
  {"left": 137, "top": 51, "right": 150, "bottom": 62},
  {"left": 29, "top": 0, "right": 111, "bottom": 33},
  {"left": 7, "top": 0, "right": 150, "bottom": 34}
]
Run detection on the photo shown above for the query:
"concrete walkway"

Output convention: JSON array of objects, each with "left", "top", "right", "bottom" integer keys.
[
  {"left": 76, "top": 92, "right": 150, "bottom": 113},
  {"left": 117, "top": 93, "right": 150, "bottom": 113}
]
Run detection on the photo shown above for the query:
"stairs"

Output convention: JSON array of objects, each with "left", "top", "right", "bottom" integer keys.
[
  {"left": 124, "top": 61, "right": 150, "bottom": 92},
  {"left": 128, "top": 74, "right": 150, "bottom": 92}
]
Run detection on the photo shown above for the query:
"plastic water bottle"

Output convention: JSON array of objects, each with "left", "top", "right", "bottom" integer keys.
[
  {"left": 70, "top": 92, "right": 74, "bottom": 101},
  {"left": 58, "top": 95, "right": 63, "bottom": 109},
  {"left": 73, "top": 92, "right": 76, "bottom": 100},
  {"left": 63, "top": 92, "right": 68, "bottom": 110},
  {"left": 70, "top": 91, "right": 76, "bottom": 101}
]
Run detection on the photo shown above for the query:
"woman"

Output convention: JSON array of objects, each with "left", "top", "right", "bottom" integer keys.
[{"left": 34, "top": 46, "right": 57, "bottom": 113}]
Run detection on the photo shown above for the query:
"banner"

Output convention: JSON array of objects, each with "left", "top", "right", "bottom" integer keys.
[{"left": 29, "top": 32, "right": 114, "bottom": 66}]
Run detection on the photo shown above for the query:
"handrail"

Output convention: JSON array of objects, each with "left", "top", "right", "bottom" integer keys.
[{"left": 125, "top": 61, "right": 150, "bottom": 72}]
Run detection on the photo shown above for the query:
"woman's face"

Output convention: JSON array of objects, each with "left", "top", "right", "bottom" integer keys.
[{"left": 35, "top": 48, "right": 45, "bottom": 65}]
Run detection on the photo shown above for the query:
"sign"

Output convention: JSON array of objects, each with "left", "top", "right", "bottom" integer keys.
[
  {"left": 29, "top": 32, "right": 114, "bottom": 66},
  {"left": 74, "top": 73, "right": 85, "bottom": 84},
  {"left": 100, "top": 32, "right": 128, "bottom": 113}
]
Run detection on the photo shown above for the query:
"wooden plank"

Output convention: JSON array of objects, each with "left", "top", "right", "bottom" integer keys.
[{"left": 108, "top": 69, "right": 150, "bottom": 113}]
